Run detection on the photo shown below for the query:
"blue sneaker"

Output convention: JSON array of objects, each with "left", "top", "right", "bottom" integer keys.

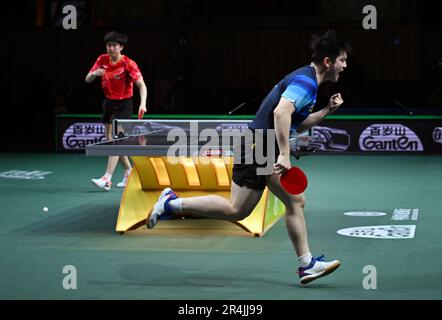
[
  {"left": 146, "top": 188, "right": 179, "bottom": 229},
  {"left": 298, "top": 255, "right": 340, "bottom": 284}
]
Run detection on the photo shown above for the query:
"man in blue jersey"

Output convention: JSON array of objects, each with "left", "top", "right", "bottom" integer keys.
[{"left": 147, "top": 30, "right": 350, "bottom": 285}]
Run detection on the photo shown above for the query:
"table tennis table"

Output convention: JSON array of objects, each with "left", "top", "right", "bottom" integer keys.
[{"left": 86, "top": 119, "right": 312, "bottom": 236}]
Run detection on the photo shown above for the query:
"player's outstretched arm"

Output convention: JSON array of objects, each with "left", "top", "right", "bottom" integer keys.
[{"left": 135, "top": 78, "right": 147, "bottom": 113}]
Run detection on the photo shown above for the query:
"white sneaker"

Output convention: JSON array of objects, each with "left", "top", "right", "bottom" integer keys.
[
  {"left": 298, "top": 255, "right": 340, "bottom": 284},
  {"left": 146, "top": 188, "right": 178, "bottom": 229},
  {"left": 117, "top": 174, "right": 129, "bottom": 188},
  {"left": 91, "top": 176, "right": 112, "bottom": 191}
]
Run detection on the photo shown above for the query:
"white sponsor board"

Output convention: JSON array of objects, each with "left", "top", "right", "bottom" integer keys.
[
  {"left": 337, "top": 225, "right": 416, "bottom": 239},
  {"left": 411, "top": 209, "right": 419, "bottom": 220},
  {"left": 344, "top": 211, "right": 386, "bottom": 217},
  {"left": 391, "top": 208, "right": 420, "bottom": 220},
  {"left": 359, "top": 124, "right": 423, "bottom": 152},
  {"left": 0, "top": 170, "right": 52, "bottom": 180},
  {"left": 63, "top": 122, "right": 106, "bottom": 150},
  {"left": 391, "top": 208, "right": 411, "bottom": 220}
]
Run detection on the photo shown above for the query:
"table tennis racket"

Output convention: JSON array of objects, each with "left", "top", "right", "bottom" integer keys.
[
  {"left": 138, "top": 109, "right": 145, "bottom": 119},
  {"left": 280, "top": 166, "right": 308, "bottom": 195}
]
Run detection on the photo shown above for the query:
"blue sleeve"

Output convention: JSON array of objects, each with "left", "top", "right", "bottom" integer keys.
[{"left": 281, "top": 84, "right": 311, "bottom": 112}]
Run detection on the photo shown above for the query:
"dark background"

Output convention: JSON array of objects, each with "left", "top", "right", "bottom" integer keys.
[{"left": 2, "top": 0, "right": 442, "bottom": 151}]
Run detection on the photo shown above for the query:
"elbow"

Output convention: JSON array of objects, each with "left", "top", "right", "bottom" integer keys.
[
  {"left": 273, "top": 102, "right": 293, "bottom": 119},
  {"left": 273, "top": 109, "right": 288, "bottom": 123},
  {"left": 273, "top": 109, "right": 282, "bottom": 118}
]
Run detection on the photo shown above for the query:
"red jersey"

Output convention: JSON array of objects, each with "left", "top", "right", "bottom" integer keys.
[{"left": 89, "top": 54, "right": 143, "bottom": 100}]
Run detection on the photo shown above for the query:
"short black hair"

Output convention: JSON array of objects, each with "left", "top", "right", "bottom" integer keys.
[
  {"left": 104, "top": 31, "right": 128, "bottom": 46},
  {"left": 310, "top": 30, "right": 351, "bottom": 64}
]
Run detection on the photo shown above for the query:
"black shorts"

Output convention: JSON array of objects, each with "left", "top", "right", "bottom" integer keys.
[
  {"left": 101, "top": 98, "right": 133, "bottom": 124},
  {"left": 232, "top": 130, "right": 279, "bottom": 191}
]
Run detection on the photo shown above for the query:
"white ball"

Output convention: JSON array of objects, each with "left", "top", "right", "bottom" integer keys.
[{"left": 43, "top": 207, "right": 48, "bottom": 212}]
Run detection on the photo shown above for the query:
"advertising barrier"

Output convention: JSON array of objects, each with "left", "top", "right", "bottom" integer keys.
[{"left": 56, "top": 115, "right": 442, "bottom": 154}]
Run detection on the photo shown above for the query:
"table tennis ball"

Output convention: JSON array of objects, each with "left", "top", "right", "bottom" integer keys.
[{"left": 43, "top": 207, "right": 48, "bottom": 212}]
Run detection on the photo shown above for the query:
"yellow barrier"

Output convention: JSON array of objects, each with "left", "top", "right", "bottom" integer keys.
[{"left": 116, "top": 156, "right": 285, "bottom": 237}]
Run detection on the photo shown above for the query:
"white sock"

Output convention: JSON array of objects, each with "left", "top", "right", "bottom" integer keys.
[
  {"left": 298, "top": 252, "right": 313, "bottom": 268},
  {"left": 124, "top": 168, "right": 132, "bottom": 176},
  {"left": 104, "top": 173, "right": 112, "bottom": 181},
  {"left": 168, "top": 198, "right": 183, "bottom": 213}
]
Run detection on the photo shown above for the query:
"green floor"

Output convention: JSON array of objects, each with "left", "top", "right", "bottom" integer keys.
[{"left": 0, "top": 153, "right": 441, "bottom": 300}]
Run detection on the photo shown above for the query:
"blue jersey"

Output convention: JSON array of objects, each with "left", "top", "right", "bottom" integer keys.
[{"left": 250, "top": 65, "right": 318, "bottom": 131}]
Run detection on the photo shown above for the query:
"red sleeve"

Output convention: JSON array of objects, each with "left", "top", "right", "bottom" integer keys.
[
  {"left": 89, "top": 55, "right": 104, "bottom": 73},
  {"left": 127, "top": 60, "right": 143, "bottom": 81}
]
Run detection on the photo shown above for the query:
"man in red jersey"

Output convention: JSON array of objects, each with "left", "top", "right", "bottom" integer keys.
[{"left": 85, "top": 31, "right": 147, "bottom": 191}]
